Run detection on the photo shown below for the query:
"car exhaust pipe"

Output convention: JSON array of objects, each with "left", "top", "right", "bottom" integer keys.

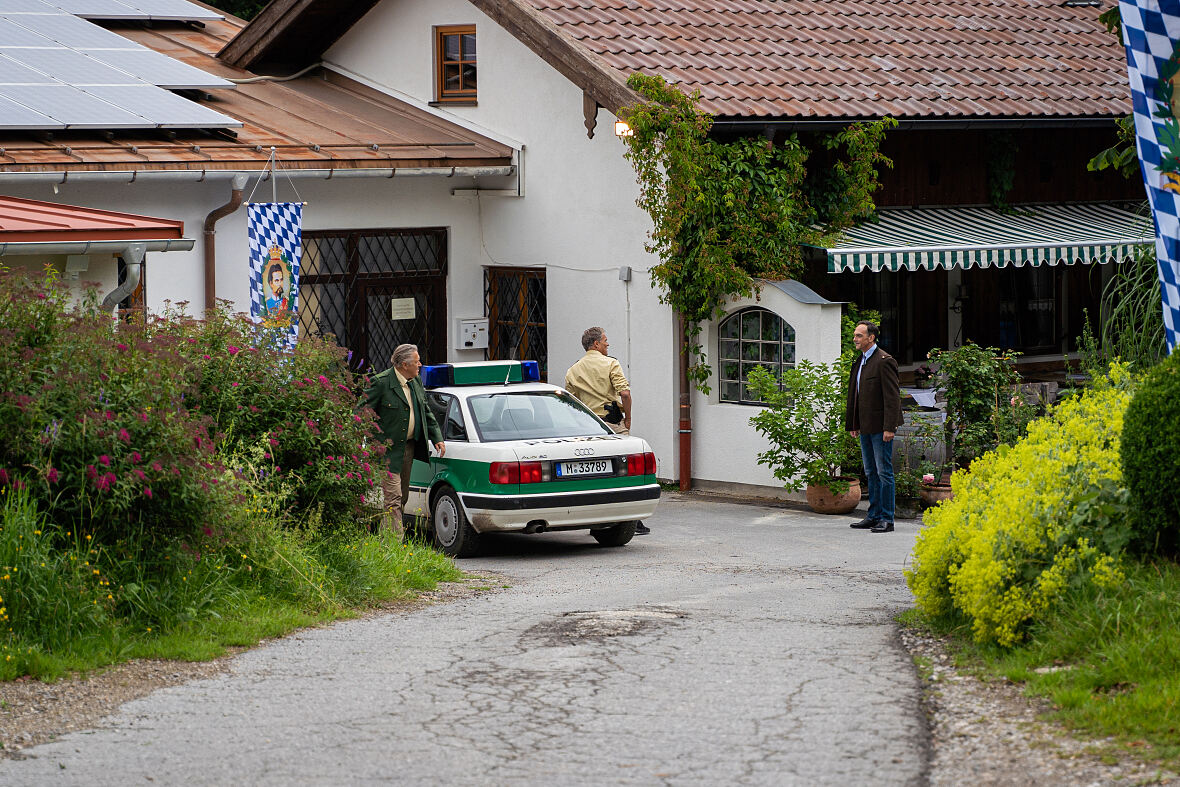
[{"left": 523, "top": 521, "right": 548, "bottom": 534}]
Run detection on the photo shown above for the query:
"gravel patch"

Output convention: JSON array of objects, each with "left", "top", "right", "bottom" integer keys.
[
  {"left": 900, "top": 626, "right": 1180, "bottom": 786},
  {"left": 0, "top": 574, "right": 504, "bottom": 760}
]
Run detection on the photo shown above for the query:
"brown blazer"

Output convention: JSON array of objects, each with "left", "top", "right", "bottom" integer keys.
[{"left": 845, "top": 346, "right": 902, "bottom": 434}]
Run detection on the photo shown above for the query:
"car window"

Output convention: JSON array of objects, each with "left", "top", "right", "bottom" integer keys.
[
  {"left": 427, "top": 392, "right": 468, "bottom": 442},
  {"left": 444, "top": 397, "right": 468, "bottom": 441},
  {"left": 468, "top": 391, "right": 611, "bottom": 442}
]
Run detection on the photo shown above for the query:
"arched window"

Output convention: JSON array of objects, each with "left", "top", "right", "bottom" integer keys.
[{"left": 718, "top": 308, "right": 796, "bottom": 404}]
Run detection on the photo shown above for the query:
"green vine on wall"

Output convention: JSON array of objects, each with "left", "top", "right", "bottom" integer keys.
[{"left": 619, "top": 73, "right": 895, "bottom": 390}]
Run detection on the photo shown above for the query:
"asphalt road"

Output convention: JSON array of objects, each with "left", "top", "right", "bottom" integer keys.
[{"left": 0, "top": 494, "right": 926, "bottom": 786}]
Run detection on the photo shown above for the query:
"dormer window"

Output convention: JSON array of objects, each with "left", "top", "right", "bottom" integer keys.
[{"left": 435, "top": 25, "right": 477, "bottom": 104}]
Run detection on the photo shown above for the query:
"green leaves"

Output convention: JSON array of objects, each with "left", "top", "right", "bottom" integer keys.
[
  {"left": 620, "top": 73, "right": 893, "bottom": 391},
  {"left": 746, "top": 361, "right": 855, "bottom": 491}
]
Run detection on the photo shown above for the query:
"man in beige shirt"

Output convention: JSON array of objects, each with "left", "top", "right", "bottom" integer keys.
[{"left": 565, "top": 326, "right": 648, "bottom": 534}]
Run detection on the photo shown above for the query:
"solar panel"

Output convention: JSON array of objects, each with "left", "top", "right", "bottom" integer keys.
[
  {"left": 0, "top": 90, "right": 59, "bottom": 127},
  {"left": 85, "top": 84, "right": 237, "bottom": 127},
  {"left": 46, "top": 0, "right": 223, "bottom": 22},
  {"left": 0, "top": 83, "right": 149, "bottom": 127},
  {"left": 0, "top": 1, "right": 239, "bottom": 129},
  {"left": 1, "top": 45, "right": 145, "bottom": 83},
  {"left": 83, "top": 47, "right": 232, "bottom": 89}
]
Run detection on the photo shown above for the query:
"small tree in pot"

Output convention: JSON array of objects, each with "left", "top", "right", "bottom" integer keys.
[{"left": 747, "top": 362, "right": 860, "bottom": 513}]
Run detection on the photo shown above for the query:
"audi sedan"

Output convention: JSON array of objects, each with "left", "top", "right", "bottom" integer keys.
[{"left": 403, "top": 360, "right": 661, "bottom": 557}]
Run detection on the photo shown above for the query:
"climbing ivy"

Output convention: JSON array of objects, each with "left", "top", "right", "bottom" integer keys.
[{"left": 619, "top": 74, "right": 894, "bottom": 390}]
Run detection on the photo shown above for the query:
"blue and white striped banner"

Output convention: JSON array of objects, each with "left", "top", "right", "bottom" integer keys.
[
  {"left": 247, "top": 202, "right": 302, "bottom": 348},
  {"left": 1119, "top": 0, "right": 1180, "bottom": 353}
]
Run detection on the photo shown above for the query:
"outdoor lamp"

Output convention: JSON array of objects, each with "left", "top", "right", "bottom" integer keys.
[{"left": 614, "top": 120, "right": 633, "bottom": 137}]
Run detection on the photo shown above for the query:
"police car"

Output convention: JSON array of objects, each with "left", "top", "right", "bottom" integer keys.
[{"left": 406, "top": 360, "right": 660, "bottom": 557}]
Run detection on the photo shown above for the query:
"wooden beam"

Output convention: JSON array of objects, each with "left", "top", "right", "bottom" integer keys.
[
  {"left": 467, "top": 0, "right": 641, "bottom": 115},
  {"left": 217, "top": 0, "right": 306, "bottom": 67},
  {"left": 583, "top": 92, "right": 599, "bottom": 139}
]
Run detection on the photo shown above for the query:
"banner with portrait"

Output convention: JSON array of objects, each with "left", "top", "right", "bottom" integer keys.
[
  {"left": 1118, "top": 0, "right": 1180, "bottom": 353},
  {"left": 247, "top": 202, "right": 302, "bottom": 348}
]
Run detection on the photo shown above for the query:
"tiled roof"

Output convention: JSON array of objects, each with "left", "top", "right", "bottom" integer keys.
[{"left": 526, "top": 0, "right": 1131, "bottom": 119}]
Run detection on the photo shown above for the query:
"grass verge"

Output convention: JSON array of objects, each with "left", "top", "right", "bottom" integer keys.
[
  {"left": 901, "top": 557, "right": 1180, "bottom": 770},
  {"left": 0, "top": 489, "right": 463, "bottom": 682}
]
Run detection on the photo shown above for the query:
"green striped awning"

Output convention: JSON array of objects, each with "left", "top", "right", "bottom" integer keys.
[{"left": 819, "top": 203, "right": 1154, "bottom": 273}]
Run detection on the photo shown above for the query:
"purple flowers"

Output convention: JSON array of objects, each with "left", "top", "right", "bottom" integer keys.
[
  {"left": 93, "top": 472, "right": 116, "bottom": 492},
  {"left": 99, "top": 455, "right": 111, "bottom": 467},
  {"left": 228, "top": 346, "right": 240, "bottom": 355},
  {"left": 131, "top": 451, "right": 142, "bottom": 464},
  {"left": 118, "top": 428, "right": 131, "bottom": 444},
  {"left": 46, "top": 467, "right": 59, "bottom": 484},
  {"left": 143, "top": 487, "right": 153, "bottom": 499},
  {"left": 116, "top": 343, "right": 128, "bottom": 351}
]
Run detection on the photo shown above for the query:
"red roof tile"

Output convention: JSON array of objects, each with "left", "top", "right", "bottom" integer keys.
[{"left": 526, "top": 0, "right": 1131, "bottom": 118}]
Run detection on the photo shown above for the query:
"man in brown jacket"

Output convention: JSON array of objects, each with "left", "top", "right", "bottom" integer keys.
[{"left": 845, "top": 320, "right": 902, "bottom": 533}]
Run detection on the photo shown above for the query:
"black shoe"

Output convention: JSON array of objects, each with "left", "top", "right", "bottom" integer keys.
[
  {"left": 870, "top": 521, "right": 895, "bottom": 533},
  {"left": 634, "top": 522, "right": 651, "bottom": 535},
  {"left": 850, "top": 517, "right": 879, "bottom": 529}
]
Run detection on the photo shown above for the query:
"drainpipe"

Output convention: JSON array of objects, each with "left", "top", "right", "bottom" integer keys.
[
  {"left": 100, "top": 242, "right": 146, "bottom": 313},
  {"left": 677, "top": 313, "right": 692, "bottom": 491},
  {"left": 203, "top": 173, "right": 248, "bottom": 313}
]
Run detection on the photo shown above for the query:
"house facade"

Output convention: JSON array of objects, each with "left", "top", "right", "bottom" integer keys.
[{"left": 0, "top": 0, "right": 1148, "bottom": 496}]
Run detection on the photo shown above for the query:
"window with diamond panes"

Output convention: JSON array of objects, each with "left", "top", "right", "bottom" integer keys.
[
  {"left": 484, "top": 267, "right": 546, "bottom": 380},
  {"left": 718, "top": 308, "right": 796, "bottom": 404}
]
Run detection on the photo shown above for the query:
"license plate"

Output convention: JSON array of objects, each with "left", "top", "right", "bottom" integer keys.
[{"left": 555, "top": 459, "right": 612, "bottom": 478}]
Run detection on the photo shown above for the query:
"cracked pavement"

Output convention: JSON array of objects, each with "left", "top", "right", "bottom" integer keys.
[{"left": 0, "top": 493, "right": 925, "bottom": 786}]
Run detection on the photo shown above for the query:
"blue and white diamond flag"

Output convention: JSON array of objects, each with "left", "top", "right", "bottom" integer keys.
[
  {"left": 1119, "top": 0, "right": 1180, "bottom": 353},
  {"left": 247, "top": 202, "right": 302, "bottom": 348}
]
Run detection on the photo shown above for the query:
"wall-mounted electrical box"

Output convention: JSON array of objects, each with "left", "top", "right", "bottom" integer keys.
[{"left": 457, "top": 318, "right": 489, "bottom": 350}]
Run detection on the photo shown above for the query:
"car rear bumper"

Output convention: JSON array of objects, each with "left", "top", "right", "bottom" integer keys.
[{"left": 460, "top": 484, "right": 661, "bottom": 532}]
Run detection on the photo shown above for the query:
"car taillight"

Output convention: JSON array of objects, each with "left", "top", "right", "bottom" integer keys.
[
  {"left": 519, "top": 461, "right": 543, "bottom": 484},
  {"left": 625, "top": 452, "right": 657, "bottom": 476},
  {"left": 489, "top": 462, "right": 519, "bottom": 484}
]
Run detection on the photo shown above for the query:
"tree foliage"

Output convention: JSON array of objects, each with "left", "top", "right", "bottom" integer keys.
[{"left": 619, "top": 73, "right": 894, "bottom": 388}]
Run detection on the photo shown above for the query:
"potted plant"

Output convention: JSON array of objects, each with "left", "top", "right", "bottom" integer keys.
[
  {"left": 747, "top": 361, "right": 861, "bottom": 514},
  {"left": 893, "top": 452, "right": 924, "bottom": 519},
  {"left": 912, "top": 363, "right": 935, "bottom": 389}
]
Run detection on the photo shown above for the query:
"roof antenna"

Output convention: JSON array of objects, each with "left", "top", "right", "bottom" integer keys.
[{"left": 504, "top": 362, "right": 513, "bottom": 386}]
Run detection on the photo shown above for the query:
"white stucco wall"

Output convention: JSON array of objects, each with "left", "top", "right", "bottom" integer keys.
[
  {"left": 691, "top": 285, "right": 843, "bottom": 496},
  {"left": 325, "top": 0, "right": 678, "bottom": 475}
]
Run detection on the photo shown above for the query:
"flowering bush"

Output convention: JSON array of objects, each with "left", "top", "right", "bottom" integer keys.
[
  {"left": 0, "top": 270, "right": 225, "bottom": 543},
  {"left": 906, "top": 364, "right": 1136, "bottom": 646},
  {"left": 149, "top": 306, "right": 382, "bottom": 532}
]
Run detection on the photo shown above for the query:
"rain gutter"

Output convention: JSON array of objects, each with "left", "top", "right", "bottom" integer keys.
[
  {"left": 0, "top": 166, "right": 516, "bottom": 185},
  {"left": 0, "top": 238, "right": 194, "bottom": 255}
]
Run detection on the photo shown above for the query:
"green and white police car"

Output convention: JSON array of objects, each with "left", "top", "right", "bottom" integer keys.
[{"left": 405, "top": 360, "right": 660, "bottom": 557}]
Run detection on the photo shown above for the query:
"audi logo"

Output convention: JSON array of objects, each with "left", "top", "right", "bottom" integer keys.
[{"left": 573, "top": 448, "right": 595, "bottom": 456}]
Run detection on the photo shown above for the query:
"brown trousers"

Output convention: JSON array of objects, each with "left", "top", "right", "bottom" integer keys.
[{"left": 381, "top": 440, "right": 416, "bottom": 537}]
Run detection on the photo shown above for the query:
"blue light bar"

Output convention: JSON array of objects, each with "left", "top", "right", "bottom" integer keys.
[
  {"left": 521, "top": 360, "right": 541, "bottom": 382},
  {"left": 420, "top": 364, "right": 454, "bottom": 389}
]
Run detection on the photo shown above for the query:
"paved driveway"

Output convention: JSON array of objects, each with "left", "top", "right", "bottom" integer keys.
[{"left": 0, "top": 494, "right": 926, "bottom": 786}]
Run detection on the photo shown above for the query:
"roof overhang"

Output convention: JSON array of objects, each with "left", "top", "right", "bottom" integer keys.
[
  {"left": 0, "top": 195, "right": 191, "bottom": 256},
  {"left": 812, "top": 203, "right": 1154, "bottom": 273}
]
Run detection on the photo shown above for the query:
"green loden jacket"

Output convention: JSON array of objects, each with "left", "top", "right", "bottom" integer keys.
[{"left": 363, "top": 368, "right": 443, "bottom": 469}]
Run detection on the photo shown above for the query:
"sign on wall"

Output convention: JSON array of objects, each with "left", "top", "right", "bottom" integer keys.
[
  {"left": 1118, "top": 0, "right": 1180, "bottom": 353},
  {"left": 247, "top": 202, "right": 303, "bottom": 348}
]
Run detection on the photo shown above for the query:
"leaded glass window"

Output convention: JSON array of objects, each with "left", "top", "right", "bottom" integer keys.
[{"left": 718, "top": 308, "right": 796, "bottom": 404}]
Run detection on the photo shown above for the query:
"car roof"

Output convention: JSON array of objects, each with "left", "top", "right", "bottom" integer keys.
[{"left": 430, "top": 382, "right": 565, "bottom": 398}]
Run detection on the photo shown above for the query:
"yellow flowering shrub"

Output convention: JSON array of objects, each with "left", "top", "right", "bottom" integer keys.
[{"left": 906, "top": 365, "right": 1134, "bottom": 646}]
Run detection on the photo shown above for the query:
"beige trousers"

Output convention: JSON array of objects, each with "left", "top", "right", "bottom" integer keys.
[{"left": 381, "top": 440, "right": 416, "bottom": 537}]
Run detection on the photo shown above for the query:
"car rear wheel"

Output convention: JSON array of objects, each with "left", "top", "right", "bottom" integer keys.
[
  {"left": 432, "top": 488, "right": 481, "bottom": 558},
  {"left": 591, "top": 521, "right": 637, "bottom": 547}
]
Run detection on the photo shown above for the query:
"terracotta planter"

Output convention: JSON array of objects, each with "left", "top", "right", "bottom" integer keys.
[
  {"left": 805, "top": 477, "right": 862, "bottom": 515},
  {"left": 919, "top": 482, "right": 954, "bottom": 508},
  {"left": 895, "top": 496, "right": 921, "bottom": 520}
]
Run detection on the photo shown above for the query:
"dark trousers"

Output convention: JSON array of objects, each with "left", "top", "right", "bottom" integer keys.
[{"left": 859, "top": 432, "right": 895, "bottom": 524}]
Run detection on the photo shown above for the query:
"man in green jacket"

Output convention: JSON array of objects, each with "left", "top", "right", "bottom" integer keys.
[{"left": 363, "top": 343, "right": 445, "bottom": 536}]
